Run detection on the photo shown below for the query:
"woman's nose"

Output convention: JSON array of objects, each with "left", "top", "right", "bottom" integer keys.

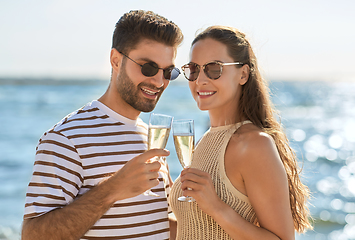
[{"left": 195, "top": 70, "right": 209, "bottom": 85}]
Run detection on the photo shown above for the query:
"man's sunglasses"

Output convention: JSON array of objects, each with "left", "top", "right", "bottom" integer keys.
[
  {"left": 119, "top": 51, "right": 180, "bottom": 81},
  {"left": 181, "top": 61, "right": 244, "bottom": 81}
]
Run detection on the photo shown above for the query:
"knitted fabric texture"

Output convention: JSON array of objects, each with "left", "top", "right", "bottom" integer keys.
[{"left": 170, "top": 121, "right": 258, "bottom": 239}]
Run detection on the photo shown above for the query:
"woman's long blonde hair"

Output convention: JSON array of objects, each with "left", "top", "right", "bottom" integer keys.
[{"left": 192, "top": 26, "right": 313, "bottom": 233}]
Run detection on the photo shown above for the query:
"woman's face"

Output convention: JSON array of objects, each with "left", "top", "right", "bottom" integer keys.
[{"left": 188, "top": 38, "right": 248, "bottom": 117}]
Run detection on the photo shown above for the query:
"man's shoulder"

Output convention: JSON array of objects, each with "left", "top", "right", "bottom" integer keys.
[{"left": 44, "top": 101, "right": 101, "bottom": 133}]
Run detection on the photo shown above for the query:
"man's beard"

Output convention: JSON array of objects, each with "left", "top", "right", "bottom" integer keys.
[{"left": 116, "top": 64, "right": 164, "bottom": 112}]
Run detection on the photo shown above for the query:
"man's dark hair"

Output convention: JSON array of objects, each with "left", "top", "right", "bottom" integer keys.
[{"left": 112, "top": 10, "right": 183, "bottom": 54}]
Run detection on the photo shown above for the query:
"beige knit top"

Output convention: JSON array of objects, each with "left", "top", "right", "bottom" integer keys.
[{"left": 170, "top": 121, "right": 258, "bottom": 240}]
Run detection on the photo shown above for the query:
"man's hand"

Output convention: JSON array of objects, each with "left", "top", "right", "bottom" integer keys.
[{"left": 107, "top": 148, "right": 170, "bottom": 201}]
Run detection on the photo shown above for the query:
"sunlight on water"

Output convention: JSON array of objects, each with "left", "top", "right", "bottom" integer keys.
[{"left": 1, "top": 79, "right": 355, "bottom": 239}]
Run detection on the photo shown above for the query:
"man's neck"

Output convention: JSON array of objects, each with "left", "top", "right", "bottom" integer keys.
[{"left": 98, "top": 89, "right": 140, "bottom": 120}]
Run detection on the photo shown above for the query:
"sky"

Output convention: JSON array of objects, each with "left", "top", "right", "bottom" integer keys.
[{"left": 1, "top": 0, "right": 354, "bottom": 81}]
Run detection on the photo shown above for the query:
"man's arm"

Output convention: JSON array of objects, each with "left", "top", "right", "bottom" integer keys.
[
  {"left": 22, "top": 149, "right": 170, "bottom": 240},
  {"left": 22, "top": 176, "right": 117, "bottom": 240}
]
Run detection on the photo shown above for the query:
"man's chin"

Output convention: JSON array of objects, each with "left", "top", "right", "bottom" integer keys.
[
  {"left": 133, "top": 101, "right": 157, "bottom": 113},
  {"left": 139, "top": 104, "right": 157, "bottom": 113},
  {"left": 128, "top": 94, "right": 161, "bottom": 113}
]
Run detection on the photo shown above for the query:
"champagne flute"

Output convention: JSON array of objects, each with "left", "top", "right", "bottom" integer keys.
[
  {"left": 173, "top": 119, "right": 195, "bottom": 202},
  {"left": 144, "top": 113, "right": 173, "bottom": 197}
]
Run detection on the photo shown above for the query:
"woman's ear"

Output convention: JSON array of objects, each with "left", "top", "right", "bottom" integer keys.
[
  {"left": 239, "top": 64, "right": 250, "bottom": 85},
  {"left": 110, "top": 48, "right": 123, "bottom": 72}
]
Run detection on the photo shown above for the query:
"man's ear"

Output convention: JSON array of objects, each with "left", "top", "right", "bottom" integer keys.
[
  {"left": 239, "top": 64, "right": 250, "bottom": 85},
  {"left": 110, "top": 48, "right": 123, "bottom": 72}
]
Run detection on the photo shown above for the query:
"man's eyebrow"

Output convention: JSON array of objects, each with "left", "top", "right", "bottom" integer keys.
[
  {"left": 137, "top": 57, "right": 175, "bottom": 68},
  {"left": 137, "top": 57, "right": 152, "bottom": 62}
]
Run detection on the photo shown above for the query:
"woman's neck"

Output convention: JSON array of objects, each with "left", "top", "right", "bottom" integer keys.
[{"left": 208, "top": 111, "right": 244, "bottom": 127}]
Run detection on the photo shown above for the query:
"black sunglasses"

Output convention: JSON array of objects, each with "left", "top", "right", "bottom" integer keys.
[
  {"left": 181, "top": 61, "right": 244, "bottom": 81},
  {"left": 119, "top": 51, "right": 180, "bottom": 81}
]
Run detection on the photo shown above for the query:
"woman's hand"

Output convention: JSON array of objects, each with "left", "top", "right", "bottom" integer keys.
[{"left": 180, "top": 168, "right": 224, "bottom": 216}]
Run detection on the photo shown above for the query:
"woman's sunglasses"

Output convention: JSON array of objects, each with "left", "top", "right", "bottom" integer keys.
[
  {"left": 181, "top": 61, "right": 244, "bottom": 81},
  {"left": 119, "top": 51, "right": 180, "bottom": 81}
]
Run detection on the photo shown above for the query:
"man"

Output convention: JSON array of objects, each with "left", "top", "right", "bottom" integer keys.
[{"left": 22, "top": 10, "right": 183, "bottom": 240}]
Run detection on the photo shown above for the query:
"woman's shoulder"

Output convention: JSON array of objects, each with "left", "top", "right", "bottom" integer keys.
[
  {"left": 230, "top": 124, "right": 275, "bottom": 152},
  {"left": 227, "top": 124, "right": 281, "bottom": 168}
]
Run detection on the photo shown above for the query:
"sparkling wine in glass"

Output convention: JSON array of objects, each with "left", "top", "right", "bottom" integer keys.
[
  {"left": 173, "top": 119, "right": 195, "bottom": 202},
  {"left": 144, "top": 113, "right": 173, "bottom": 197}
]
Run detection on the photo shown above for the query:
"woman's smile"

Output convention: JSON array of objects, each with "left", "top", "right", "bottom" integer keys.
[{"left": 197, "top": 91, "right": 216, "bottom": 97}]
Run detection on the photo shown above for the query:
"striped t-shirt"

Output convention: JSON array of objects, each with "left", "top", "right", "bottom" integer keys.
[{"left": 24, "top": 100, "right": 171, "bottom": 239}]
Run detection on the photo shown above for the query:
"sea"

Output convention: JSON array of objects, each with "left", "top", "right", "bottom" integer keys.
[{"left": 1, "top": 78, "right": 355, "bottom": 240}]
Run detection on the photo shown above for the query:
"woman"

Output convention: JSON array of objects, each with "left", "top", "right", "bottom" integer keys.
[{"left": 170, "top": 26, "right": 312, "bottom": 240}]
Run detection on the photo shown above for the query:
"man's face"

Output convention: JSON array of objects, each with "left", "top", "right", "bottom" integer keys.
[
  {"left": 115, "top": 39, "right": 176, "bottom": 113},
  {"left": 116, "top": 60, "right": 164, "bottom": 113}
]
